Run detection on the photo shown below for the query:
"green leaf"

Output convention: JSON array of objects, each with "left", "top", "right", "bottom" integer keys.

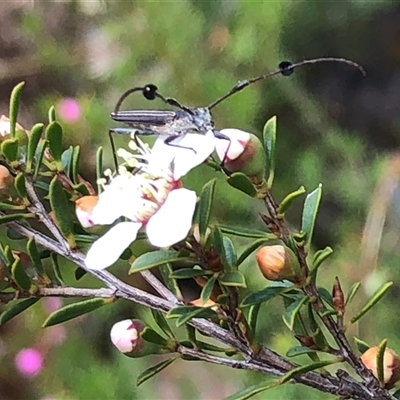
[
  {"left": 227, "top": 172, "right": 257, "bottom": 197},
  {"left": 393, "top": 389, "right": 400, "bottom": 399},
  {"left": 241, "top": 285, "right": 288, "bottom": 307},
  {"left": 159, "top": 262, "right": 183, "bottom": 301},
  {"left": 286, "top": 346, "right": 317, "bottom": 358},
  {"left": 140, "top": 327, "right": 169, "bottom": 346},
  {"left": 282, "top": 296, "right": 309, "bottom": 331},
  {"left": 200, "top": 275, "right": 217, "bottom": 304},
  {"left": 169, "top": 267, "right": 212, "bottom": 279},
  {"left": 33, "top": 139, "right": 48, "bottom": 180},
  {"left": 310, "top": 246, "right": 333, "bottom": 279},
  {"left": 9, "top": 82, "right": 25, "bottom": 138},
  {"left": 225, "top": 379, "right": 277, "bottom": 400},
  {"left": 61, "top": 146, "right": 73, "bottom": 177},
  {"left": 49, "top": 176, "right": 76, "bottom": 248},
  {"left": 96, "top": 147, "right": 104, "bottom": 193},
  {"left": 377, "top": 339, "right": 388, "bottom": 385},
  {"left": 318, "top": 287, "right": 334, "bottom": 308},
  {"left": 14, "top": 173, "right": 28, "bottom": 202},
  {"left": 248, "top": 303, "right": 261, "bottom": 338},
  {"left": 45, "top": 121, "right": 63, "bottom": 166},
  {"left": 26, "top": 123, "right": 44, "bottom": 173},
  {"left": 263, "top": 115, "right": 277, "bottom": 188},
  {"left": 42, "top": 298, "right": 111, "bottom": 327},
  {"left": 167, "top": 306, "right": 217, "bottom": 326},
  {"left": 277, "top": 186, "right": 306, "bottom": 216},
  {"left": 218, "top": 225, "right": 273, "bottom": 239},
  {"left": 11, "top": 258, "right": 32, "bottom": 291},
  {"left": 129, "top": 250, "right": 186, "bottom": 274},
  {"left": 1, "top": 138, "right": 19, "bottom": 162},
  {"left": 350, "top": 282, "right": 393, "bottom": 324},
  {"left": 50, "top": 253, "right": 64, "bottom": 285},
  {"left": 48, "top": 105, "right": 56, "bottom": 123},
  {"left": 279, "top": 359, "right": 341, "bottom": 385},
  {"left": 71, "top": 146, "right": 80, "bottom": 184},
  {"left": 26, "top": 238, "right": 45, "bottom": 277},
  {"left": 354, "top": 337, "right": 370, "bottom": 354},
  {"left": 222, "top": 236, "right": 237, "bottom": 269},
  {"left": 0, "top": 213, "right": 34, "bottom": 224},
  {"left": 0, "top": 298, "right": 39, "bottom": 326},
  {"left": 151, "top": 309, "right": 174, "bottom": 338},
  {"left": 301, "top": 185, "right": 323, "bottom": 246},
  {"left": 137, "top": 358, "right": 177, "bottom": 387},
  {"left": 219, "top": 270, "right": 246, "bottom": 288},
  {"left": 0, "top": 202, "right": 26, "bottom": 211},
  {"left": 197, "top": 179, "right": 216, "bottom": 242},
  {"left": 237, "top": 237, "right": 272, "bottom": 267},
  {"left": 345, "top": 282, "right": 362, "bottom": 306}
]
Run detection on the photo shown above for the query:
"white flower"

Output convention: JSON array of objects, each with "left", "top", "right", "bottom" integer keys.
[
  {"left": 110, "top": 319, "right": 143, "bottom": 354},
  {"left": 215, "top": 128, "right": 250, "bottom": 163},
  {"left": 84, "top": 133, "right": 215, "bottom": 270}
]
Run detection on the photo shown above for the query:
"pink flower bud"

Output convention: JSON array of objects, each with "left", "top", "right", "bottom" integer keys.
[
  {"left": 75, "top": 195, "right": 99, "bottom": 228},
  {"left": 216, "top": 128, "right": 266, "bottom": 181},
  {"left": 256, "top": 245, "right": 303, "bottom": 284},
  {"left": 361, "top": 346, "right": 400, "bottom": 389},
  {"left": 110, "top": 319, "right": 145, "bottom": 356}
]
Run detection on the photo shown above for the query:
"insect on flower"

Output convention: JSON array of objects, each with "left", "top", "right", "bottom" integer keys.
[{"left": 109, "top": 57, "right": 366, "bottom": 168}]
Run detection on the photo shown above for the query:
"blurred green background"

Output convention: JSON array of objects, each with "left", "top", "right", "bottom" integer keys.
[{"left": 1, "top": 0, "right": 400, "bottom": 399}]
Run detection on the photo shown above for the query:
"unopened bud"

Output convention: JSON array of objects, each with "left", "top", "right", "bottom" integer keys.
[
  {"left": 256, "top": 245, "right": 303, "bottom": 284},
  {"left": 110, "top": 319, "right": 147, "bottom": 357},
  {"left": 0, "top": 165, "right": 13, "bottom": 194},
  {"left": 360, "top": 346, "right": 400, "bottom": 389},
  {"left": 75, "top": 196, "right": 98, "bottom": 228},
  {"left": 216, "top": 129, "right": 266, "bottom": 181}
]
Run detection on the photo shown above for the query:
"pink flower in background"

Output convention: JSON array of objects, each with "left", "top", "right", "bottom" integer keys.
[
  {"left": 15, "top": 348, "right": 43, "bottom": 377},
  {"left": 57, "top": 98, "right": 81, "bottom": 123},
  {"left": 43, "top": 297, "right": 63, "bottom": 314}
]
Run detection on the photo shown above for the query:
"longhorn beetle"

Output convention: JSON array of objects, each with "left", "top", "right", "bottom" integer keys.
[{"left": 109, "top": 57, "right": 365, "bottom": 168}]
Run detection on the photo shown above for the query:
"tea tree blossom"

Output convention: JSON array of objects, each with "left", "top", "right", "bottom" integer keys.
[{"left": 84, "top": 132, "right": 215, "bottom": 270}]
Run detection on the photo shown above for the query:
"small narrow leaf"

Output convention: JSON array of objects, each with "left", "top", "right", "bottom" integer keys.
[
  {"left": 227, "top": 172, "right": 257, "bottom": 197},
  {"left": 218, "top": 225, "right": 273, "bottom": 239},
  {"left": 51, "top": 253, "right": 64, "bottom": 285},
  {"left": 45, "top": 121, "right": 63, "bottom": 166},
  {"left": 140, "top": 327, "right": 169, "bottom": 346},
  {"left": 0, "top": 213, "right": 34, "bottom": 224},
  {"left": 241, "top": 285, "right": 288, "bottom": 307},
  {"left": 170, "top": 268, "right": 211, "bottom": 279},
  {"left": 197, "top": 179, "right": 216, "bottom": 242},
  {"left": 167, "top": 306, "right": 217, "bottom": 327},
  {"left": 354, "top": 337, "right": 370, "bottom": 354},
  {"left": 225, "top": 380, "right": 277, "bottom": 400},
  {"left": 14, "top": 173, "right": 28, "bottom": 202},
  {"left": 350, "top": 282, "right": 393, "bottom": 324},
  {"left": 0, "top": 298, "right": 39, "bottom": 326},
  {"left": 11, "top": 258, "right": 31, "bottom": 291},
  {"left": 26, "top": 123, "right": 44, "bottom": 173},
  {"left": 1, "top": 139, "right": 19, "bottom": 162},
  {"left": 222, "top": 236, "right": 237, "bottom": 269},
  {"left": 248, "top": 303, "right": 261, "bottom": 337},
  {"left": 61, "top": 147, "right": 73, "bottom": 177},
  {"left": 49, "top": 176, "right": 76, "bottom": 248},
  {"left": 237, "top": 238, "right": 271, "bottom": 267},
  {"left": 151, "top": 309, "right": 174, "bottom": 338},
  {"left": 219, "top": 270, "right": 246, "bottom": 288},
  {"left": 42, "top": 298, "right": 112, "bottom": 327},
  {"left": 129, "top": 250, "right": 186, "bottom": 274},
  {"left": 200, "top": 275, "right": 217, "bottom": 304},
  {"left": 345, "top": 282, "right": 362, "bottom": 306},
  {"left": 33, "top": 139, "right": 48, "bottom": 180},
  {"left": 301, "top": 185, "right": 323, "bottom": 246},
  {"left": 159, "top": 263, "right": 183, "bottom": 301},
  {"left": 96, "top": 147, "right": 104, "bottom": 193},
  {"left": 26, "top": 238, "right": 45, "bottom": 277},
  {"left": 286, "top": 346, "right": 317, "bottom": 358},
  {"left": 377, "top": 339, "right": 388, "bottom": 385},
  {"left": 282, "top": 296, "right": 309, "bottom": 331},
  {"left": 263, "top": 115, "right": 277, "bottom": 188},
  {"left": 48, "top": 105, "right": 56, "bottom": 123},
  {"left": 278, "top": 186, "right": 306, "bottom": 216},
  {"left": 71, "top": 146, "right": 80, "bottom": 184},
  {"left": 137, "top": 358, "right": 177, "bottom": 387},
  {"left": 9, "top": 82, "right": 25, "bottom": 138},
  {"left": 310, "top": 246, "right": 333, "bottom": 279}
]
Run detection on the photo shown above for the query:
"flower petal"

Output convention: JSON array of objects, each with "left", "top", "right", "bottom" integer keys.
[
  {"left": 151, "top": 131, "right": 215, "bottom": 180},
  {"left": 146, "top": 188, "right": 196, "bottom": 247},
  {"left": 85, "top": 221, "right": 142, "bottom": 270},
  {"left": 216, "top": 128, "right": 250, "bottom": 162}
]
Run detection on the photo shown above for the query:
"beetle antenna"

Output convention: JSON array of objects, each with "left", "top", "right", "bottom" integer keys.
[{"left": 208, "top": 57, "right": 366, "bottom": 110}]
